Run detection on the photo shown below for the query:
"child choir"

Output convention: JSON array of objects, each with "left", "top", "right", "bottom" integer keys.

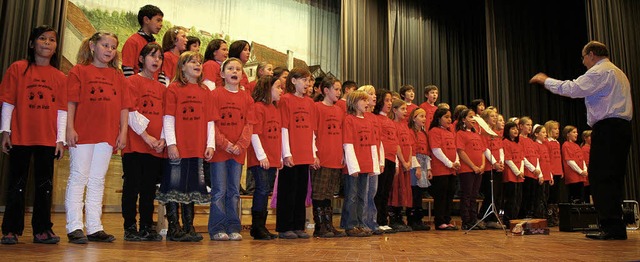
[{"left": 1, "top": 4, "right": 595, "bottom": 245}]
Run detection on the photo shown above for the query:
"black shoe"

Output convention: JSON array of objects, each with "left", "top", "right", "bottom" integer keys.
[
  {"left": 87, "top": 230, "right": 116, "bottom": 242},
  {"left": 33, "top": 231, "right": 60, "bottom": 244},
  {"left": 1, "top": 233, "right": 18, "bottom": 245},
  {"left": 124, "top": 225, "right": 141, "bottom": 241},
  {"left": 67, "top": 229, "right": 88, "bottom": 244},
  {"left": 585, "top": 231, "right": 627, "bottom": 240},
  {"left": 138, "top": 227, "right": 163, "bottom": 241}
]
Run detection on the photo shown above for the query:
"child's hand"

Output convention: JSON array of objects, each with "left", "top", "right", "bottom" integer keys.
[
  {"left": 284, "top": 156, "right": 294, "bottom": 167},
  {"left": 427, "top": 170, "right": 433, "bottom": 180},
  {"left": 415, "top": 167, "right": 422, "bottom": 178},
  {"left": 368, "top": 172, "right": 374, "bottom": 176},
  {"left": 581, "top": 171, "right": 588, "bottom": 177},
  {"left": 66, "top": 128, "right": 78, "bottom": 148},
  {"left": 534, "top": 169, "right": 542, "bottom": 176},
  {"left": 142, "top": 133, "right": 160, "bottom": 149},
  {"left": 473, "top": 166, "right": 483, "bottom": 174},
  {"left": 550, "top": 177, "right": 555, "bottom": 186},
  {"left": 452, "top": 162, "right": 461, "bottom": 170},
  {"left": 1, "top": 132, "right": 11, "bottom": 154},
  {"left": 403, "top": 161, "right": 411, "bottom": 171},
  {"left": 350, "top": 172, "right": 359, "bottom": 177},
  {"left": 204, "top": 147, "right": 214, "bottom": 161},
  {"left": 155, "top": 139, "right": 166, "bottom": 153},
  {"left": 259, "top": 158, "right": 270, "bottom": 170},
  {"left": 55, "top": 141, "right": 65, "bottom": 160},
  {"left": 312, "top": 157, "right": 320, "bottom": 170},
  {"left": 168, "top": 145, "right": 180, "bottom": 160},
  {"left": 116, "top": 131, "right": 127, "bottom": 150},
  {"left": 538, "top": 176, "right": 544, "bottom": 185}
]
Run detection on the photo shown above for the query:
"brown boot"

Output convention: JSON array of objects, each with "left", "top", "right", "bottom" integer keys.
[
  {"left": 313, "top": 207, "right": 334, "bottom": 238},
  {"left": 324, "top": 206, "right": 346, "bottom": 237}
]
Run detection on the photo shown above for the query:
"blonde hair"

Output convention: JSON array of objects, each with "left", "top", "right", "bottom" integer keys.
[
  {"left": 346, "top": 90, "right": 369, "bottom": 115},
  {"left": 77, "top": 31, "right": 121, "bottom": 71},
  {"left": 581, "top": 130, "right": 592, "bottom": 146},
  {"left": 480, "top": 108, "right": 497, "bottom": 129},
  {"left": 388, "top": 98, "right": 407, "bottom": 120},
  {"left": 357, "top": 85, "right": 375, "bottom": 95},
  {"left": 174, "top": 51, "right": 204, "bottom": 86},
  {"left": 408, "top": 108, "right": 426, "bottom": 131},
  {"left": 544, "top": 120, "right": 560, "bottom": 139}
]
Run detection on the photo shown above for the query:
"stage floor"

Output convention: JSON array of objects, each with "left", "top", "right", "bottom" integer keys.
[{"left": 1, "top": 212, "right": 639, "bottom": 261}]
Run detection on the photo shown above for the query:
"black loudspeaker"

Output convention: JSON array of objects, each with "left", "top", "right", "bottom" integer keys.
[{"left": 558, "top": 203, "right": 599, "bottom": 232}]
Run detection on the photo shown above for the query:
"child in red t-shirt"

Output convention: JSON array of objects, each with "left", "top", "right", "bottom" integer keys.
[
  {"left": 207, "top": 58, "right": 255, "bottom": 241},
  {"left": 455, "top": 109, "right": 486, "bottom": 230},
  {"left": 562, "top": 125, "right": 588, "bottom": 203},
  {"left": 310, "top": 78, "right": 346, "bottom": 238},
  {"left": 408, "top": 108, "right": 432, "bottom": 231},
  {"left": 202, "top": 39, "right": 229, "bottom": 90},
  {"left": 65, "top": 32, "right": 131, "bottom": 244},
  {"left": 246, "top": 62, "right": 274, "bottom": 97},
  {"left": 342, "top": 90, "right": 378, "bottom": 237},
  {"left": 276, "top": 68, "right": 317, "bottom": 239},
  {"left": 429, "top": 108, "right": 460, "bottom": 230},
  {"left": 0, "top": 26, "right": 66, "bottom": 245},
  {"left": 121, "top": 5, "right": 165, "bottom": 83},
  {"left": 399, "top": 85, "right": 418, "bottom": 121},
  {"left": 582, "top": 130, "right": 592, "bottom": 202},
  {"left": 161, "top": 26, "right": 187, "bottom": 83},
  {"left": 419, "top": 85, "right": 439, "bottom": 128},
  {"left": 158, "top": 51, "right": 214, "bottom": 242},
  {"left": 518, "top": 116, "right": 541, "bottom": 218},
  {"left": 389, "top": 98, "right": 414, "bottom": 232},
  {"left": 532, "top": 125, "right": 553, "bottom": 221},
  {"left": 502, "top": 121, "right": 525, "bottom": 226},
  {"left": 228, "top": 40, "right": 251, "bottom": 92},
  {"left": 120, "top": 43, "right": 166, "bottom": 242},
  {"left": 247, "top": 75, "right": 283, "bottom": 240},
  {"left": 373, "top": 90, "right": 398, "bottom": 233}
]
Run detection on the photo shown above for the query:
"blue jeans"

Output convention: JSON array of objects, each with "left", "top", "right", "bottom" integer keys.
[
  {"left": 340, "top": 174, "right": 369, "bottom": 230},
  {"left": 249, "top": 166, "right": 276, "bottom": 212},
  {"left": 363, "top": 175, "right": 379, "bottom": 230},
  {"left": 208, "top": 159, "right": 242, "bottom": 235}
]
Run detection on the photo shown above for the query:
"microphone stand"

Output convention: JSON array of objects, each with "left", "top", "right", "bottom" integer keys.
[{"left": 465, "top": 116, "right": 508, "bottom": 235}]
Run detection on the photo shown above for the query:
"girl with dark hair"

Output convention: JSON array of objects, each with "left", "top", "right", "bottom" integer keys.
[
  {"left": 454, "top": 109, "right": 486, "bottom": 230},
  {"left": 202, "top": 39, "right": 229, "bottom": 90},
  {"left": 1, "top": 25, "right": 66, "bottom": 245},
  {"left": 373, "top": 89, "right": 398, "bottom": 233},
  {"left": 228, "top": 40, "right": 251, "bottom": 91},
  {"left": 247, "top": 75, "right": 282, "bottom": 240},
  {"left": 502, "top": 121, "right": 524, "bottom": 226},
  {"left": 161, "top": 26, "right": 187, "bottom": 82}
]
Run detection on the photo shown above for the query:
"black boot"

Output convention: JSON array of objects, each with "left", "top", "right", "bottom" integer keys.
[
  {"left": 251, "top": 211, "right": 271, "bottom": 240},
  {"left": 259, "top": 211, "right": 278, "bottom": 239},
  {"left": 390, "top": 207, "right": 412, "bottom": 232},
  {"left": 181, "top": 203, "right": 203, "bottom": 242},
  {"left": 313, "top": 206, "right": 334, "bottom": 238},
  {"left": 324, "top": 206, "right": 346, "bottom": 237},
  {"left": 408, "top": 208, "right": 430, "bottom": 231},
  {"left": 166, "top": 202, "right": 188, "bottom": 242}
]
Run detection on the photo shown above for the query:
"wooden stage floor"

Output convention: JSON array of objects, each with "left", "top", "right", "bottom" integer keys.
[{"left": 1, "top": 212, "right": 639, "bottom": 261}]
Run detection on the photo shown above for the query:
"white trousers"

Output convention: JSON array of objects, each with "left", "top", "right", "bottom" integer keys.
[{"left": 65, "top": 143, "right": 113, "bottom": 234}]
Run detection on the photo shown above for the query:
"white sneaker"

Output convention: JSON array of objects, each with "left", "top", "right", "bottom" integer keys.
[
  {"left": 211, "top": 232, "right": 229, "bottom": 241},
  {"left": 228, "top": 232, "right": 243, "bottom": 241}
]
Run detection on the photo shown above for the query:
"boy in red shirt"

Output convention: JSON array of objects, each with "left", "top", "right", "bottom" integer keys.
[{"left": 121, "top": 5, "right": 164, "bottom": 83}]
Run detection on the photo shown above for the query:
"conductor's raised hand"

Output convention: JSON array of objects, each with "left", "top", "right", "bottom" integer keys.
[{"left": 529, "top": 73, "right": 549, "bottom": 85}]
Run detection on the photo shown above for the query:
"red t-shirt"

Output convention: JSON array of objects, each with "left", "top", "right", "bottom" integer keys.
[
  {"left": 536, "top": 141, "right": 552, "bottom": 181},
  {"left": 0, "top": 61, "right": 66, "bottom": 146},
  {"left": 343, "top": 114, "right": 375, "bottom": 173},
  {"left": 279, "top": 93, "right": 316, "bottom": 165},
  {"left": 365, "top": 112, "right": 382, "bottom": 160},
  {"left": 202, "top": 60, "right": 224, "bottom": 89},
  {"left": 405, "top": 103, "right": 418, "bottom": 123},
  {"left": 123, "top": 74, "right": 166, "bottom": 157},
  {"left": 419, "top": 102, "right": 437, "bottom": 128},
  {"left": 67, "top": 64, "right": 131, "bottom": 147},
  {"left": 247, "top": 102, "right": 282, "bottom": 168},
  {"left": 240, "top": 71, "right": 250, "bottom": 93},
  {"left": 456, "top": 129, "right": 486, "bottom": 174},
  {"left": 377, "top": 114, "right": 399, "bottom": 161},
  {"left": 520, "top": 136, "right": 540, "bottom": 179},
  {"left": 245, "top": 80, "right": 257, "bottom": 96},
  {"left": 482, "top": 131, "right": 503, "bottom": 171},
  {"left": 503, "top": 139, "right": 524, "bottom": 183},
  {"left": 315, "top": 102, "right": 344, "bottom": 168},
  {"left": 164, "top": 82, "right": 213, "bottom": 158},
  {"left": 335, "top": 99, "right": 347, "bottom": 113},
  {"left": 162, "top": 51, "right": 179, "bottom": 83},
  {"left": 582, "top": 144, "right": 590, "bottom": 165},
  {"left": 562, "top": 141, "right": 587, "bottom": 184},
  {"left": 545, "top": 139, "right": 563, "bottom": 175},
  {"left": 395, "top": 121, "right": 414, "bottom": 167},
  {"left": 121, "top": 33, "right": 160, "bottom": 80},
  {"left": 210, "top": 87, "right": 255, "bottom": 163},
  {"left": 428, "top": 126, "right": 456, "bottom": 176},
  {"left": 414, "top": 130, "right": 429, "bottom": 155}
]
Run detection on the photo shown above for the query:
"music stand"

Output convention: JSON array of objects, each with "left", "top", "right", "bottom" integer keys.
[{"left": 464, "top": 115, "right": 509, "bottom": 235}]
